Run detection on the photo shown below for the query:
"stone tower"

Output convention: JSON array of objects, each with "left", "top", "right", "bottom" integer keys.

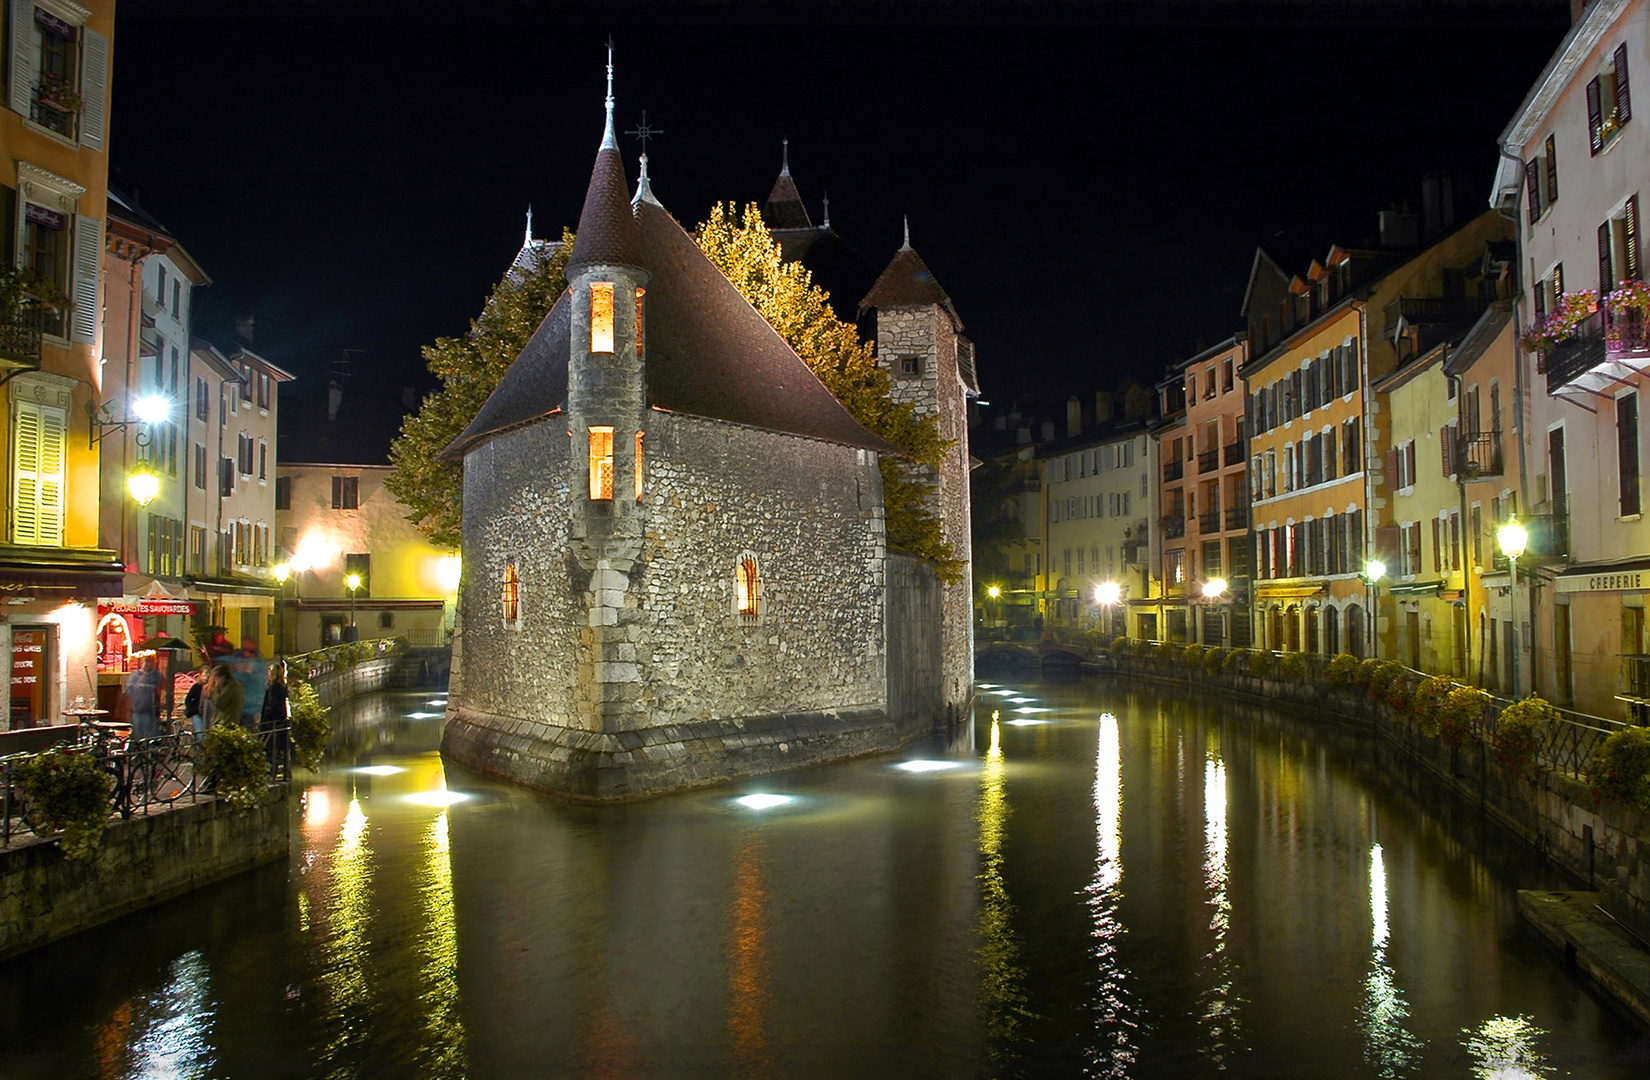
[{"left": 861, "top": 224, "right": 979, "bottom": 720}]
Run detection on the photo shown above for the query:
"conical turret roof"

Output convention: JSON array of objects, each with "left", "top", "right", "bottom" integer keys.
[
  {"left": 567, "top": 146, "right": 643, "bottom": 272},
  {"left": 859, "top": 235, "right": 961, "bottom": 329}
]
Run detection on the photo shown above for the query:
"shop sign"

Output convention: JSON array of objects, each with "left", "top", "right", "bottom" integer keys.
[
  {"left": 103, "top": 598, "right": 197, "bottom": 616},
  {"left": 1557, "top": 571, "right": 1648, "bottom": 594}
]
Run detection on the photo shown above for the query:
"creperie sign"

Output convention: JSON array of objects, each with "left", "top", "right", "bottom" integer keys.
[{"left": 102, "top": 599, "right": 197, "bottom": 616}]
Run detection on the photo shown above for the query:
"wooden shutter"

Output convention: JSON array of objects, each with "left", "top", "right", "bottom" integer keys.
[
  {"left": 11, "top": 400, "right": 65, "bottom": 546},
  {"left": 1441, "top": 425, "right": 1453, "bottom": 476},
  {"left": 1619, "top": 393, "right": 1640, "bottom": 517},
  {"left": 69, "top": 213, "right": 101, "bottom": 344},
  {"left": 1432, "top": 519, "right": 1442, "bottom": 572},
  {"left": 1600, "top": 221, "right": 1615, "bottom": 293},
  {"left": 1616, "top": 43, "right": 1632, "bottom": 125},
  {"left": 1588, "top": 77, "right": 1605, "bottom": 154},
  {"left": 7, "top": 0, "right": 35, "bottom": 116},
  {"left": 1553, "top": 262, "right": 1565, "bottom": 300},
  {"left": 78, "top": 27, "right": 108, "bottom": 151},
  {"left": 1534, "top": 279, "right": 1547, "bottom": 325},
  {"left": 1627, "top": 194, "right": 1641, "bottom": 282},
  {"left": 1525, "top": 159, "right": 1541, "bottom": 226},
  {"left": 1545, "top": 134, "right": 1558, "bottom": 204}
]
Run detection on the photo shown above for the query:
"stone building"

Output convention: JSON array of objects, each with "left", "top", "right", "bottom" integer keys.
[{"left": 440, "top": 76, "right": 969, "bottom": 799}]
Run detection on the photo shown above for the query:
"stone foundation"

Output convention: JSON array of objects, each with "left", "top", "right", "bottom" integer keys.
[{"left": 444, "top": 705, "right": 914, "bottom": 801}]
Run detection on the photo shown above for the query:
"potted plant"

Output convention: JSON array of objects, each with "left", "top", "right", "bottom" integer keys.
[
  {"left": 16, "top": 748, "right": 112, "bottom": 860},
  {"left": 289, "top": 677, "right": 331, "bottom": 772},
  {"left": 1438, "top": 687, "right": 1489, "bottom": 747},
  {"left": 1413, "top": 675, "right": 1455, "bottom": 737},
  {"left": 1586, "top": 725, "right": 1650, "bottom": 811},
  {"left": 1492, "top": 696, "right": 1557, "bottom": 779},
  {"left": 1325, "top": 653, "right": 1360, "bottom": 688},
  {"left": 35, "top": 72, "right": 81, "bottom": 113},
  {"left": 199, "top": 722, "right": 270, "bottom": 809},
  {"left": 1520, "top": 289, "right": 1599, "bottom": 353}
]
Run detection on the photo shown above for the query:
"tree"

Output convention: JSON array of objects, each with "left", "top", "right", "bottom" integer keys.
[
  {"left": 386, "top": 232, "right": 573, "bottom": 548},
  {"left": 969, "top": 455, "right": 1027, "bottom": 583},
  {"left": 695, "top": 203, "right": 958, "bottom": 579}
]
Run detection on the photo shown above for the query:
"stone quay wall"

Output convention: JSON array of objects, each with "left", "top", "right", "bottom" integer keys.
[
  {"left": 307, "top": 658, "right": 398, "bottom": 709},
  {"left": 1113, "top": 657, "right": 1650, "bottom": 939},
  {"left": 0, "top": 789, "right": 290, "bottom": 961}
]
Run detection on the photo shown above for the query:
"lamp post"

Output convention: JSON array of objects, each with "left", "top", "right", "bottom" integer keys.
[
  {"left": 986, "top": 584, "right": 1001, "bottom": 630},
  {"left": 272, "top": 562, "right": 290, "bottom": 657},
  {"left": 1096, "top": 580, "right": 1122, "bottom": 639},
  {"left": 1362, "top": 559, "right": 1386, "bottom": 660},
  {"left": 1498, "top": 515, "right": 1529, "bottom": 697},
  {"left": 346, "top": 572, "right": 362, "bottom": 638}
]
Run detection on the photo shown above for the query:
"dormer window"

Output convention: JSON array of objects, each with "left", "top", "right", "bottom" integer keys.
[
  {"left": 588, "top": 426, "right": 614, "bottom": 499},
  {"left": 1588, "top": 43, "right": 1632, "bottom": 155},
  {"left": 590, "top": 282, "right": 615, "bottom": 353}
]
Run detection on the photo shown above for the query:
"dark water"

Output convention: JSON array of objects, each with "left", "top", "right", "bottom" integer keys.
[{"left": 2, "top": 680, "right": 1647, "bottom": 1079}]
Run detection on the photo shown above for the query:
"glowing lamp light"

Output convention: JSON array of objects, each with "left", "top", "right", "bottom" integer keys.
[
  {"left": 896, "top": 760, "right": 961, "bottom": 773},
  {"left": 1202, "top": 577, "right": 1228, "bottom": 600},
  {"left": 734, "top": 793, "right": 793, "bottom": 810},
  {"left": 354, "top": 765, "right": 403, "bottom": 776},
  {"left": 345, "top": 572, "right": 362, "bottom": 592},
  {"left": 1005, "top": 718, "right": 1047, "bottom": 726},
  {"left": 132, "top": 394, "right": 170, "bottom": 425},
  {"left": 1497, "top": 516, "right": 1528, "bottom": 561},
  {"left": 1364, "top": 559, "right": 1387, "bottom": 583},
  {"left": 1095, "top": 581, "right": 1122, "bottom": 606},
  {"left": 437, "top": 554, "right": 462, "bottom": 592},
  {"left": 293, "top": 534, "right": 339, "bottom": 572},
  {"left": 272, "top": 562, "right": 291, "bottom": 584},
  {"left": 986, "top": 585, "right": 1001, "bottom": 599},
  {"left": 406, "top": 789, "right": 469, "bottom": 807},
  {"left": 126, "top": 463, "right": 161, "bottom": 507},
  {"left": 405, "top": 711, "right": 443, "bottom": 720}
]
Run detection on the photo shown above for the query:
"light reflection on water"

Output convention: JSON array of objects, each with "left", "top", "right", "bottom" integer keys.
[{"left": 0, "top": 684, "right": 1645, "bottom": 1079}]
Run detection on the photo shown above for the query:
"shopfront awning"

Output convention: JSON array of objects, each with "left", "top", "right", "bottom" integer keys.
[
  {"left": 1255, "top": 581, "right": 1327, "bottom": 601},
  {"left": 0, "top": 548, "right": 125, "bottom": 601},
  {"left": 1554, "top": 558, "right": 1650, "bottom": 594}
]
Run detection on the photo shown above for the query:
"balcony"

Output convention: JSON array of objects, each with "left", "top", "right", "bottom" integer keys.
[
  {"left": 1161, "top": 515, "right": 1185, "bottom": 540},
  {"left": 1198, "top": 449, "right": 1219, "bottom": 474},
  {"left": 1164, "top": 459, "right": 1184, "bottom": 482},
  {"left": 1121, "top": 539, "right": 1146, "bottom": 565},
  {"left": 1224, "top": 441, "right": 1244, "bottom": 466},
  {"left": 1542, "top": 311, "right": 1609, "bottom": 398},
  {"left": 1605, "top": 300, "right": 1650, "bottom": 359},
  {"left": 1198, "top": 511, "right": 1221, "bottom": 533},
  {"left": 1225, "top": 506, "right": 1249, "bottom": 530},
  {"left": 1458, "top": 432, "right": 1503, "bottom": 478},
  {"left": 1621, "top": 655, "right": 1650, "bottom": 702},
  {"left": 0, "top": 300, "right": 45, "bottom": 371}
]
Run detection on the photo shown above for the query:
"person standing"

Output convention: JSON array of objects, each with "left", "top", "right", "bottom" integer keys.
[
  {"left": 183, "top": 663, "right": 212, "bottom": 737},
  {"left": 261, "top": 663, "right": 290, "bottom": 771},
  {"left": 208, "top": 663, "right": 243, "bottom": 730},
  {"left": 123, "top": 656, "right": 162, "bottom": 741}
]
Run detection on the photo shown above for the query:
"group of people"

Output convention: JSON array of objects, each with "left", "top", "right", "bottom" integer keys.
[{"left": 120, "top": 637, "right": 289, "bottom": 753}]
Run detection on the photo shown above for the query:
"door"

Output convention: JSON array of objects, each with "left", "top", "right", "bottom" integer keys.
[
  {"left": 1555, "top": 603, "right": 1573, "bottom": 703},
  {"left": 1406, "top": 610, "right": 1421, "bottom": 669},
  {"left": 8, "top": 625, "right": 51, "bottom": 729},
  {"left": 239, "top": 607, "right": 261, "bottom": 654}
]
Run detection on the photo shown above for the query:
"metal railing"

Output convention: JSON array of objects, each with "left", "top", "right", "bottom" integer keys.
[
  {"left": 1198, "top": 511, "right": 1221, "bottom": 533},
  {"left": 402, "top": 628, "right": 449, "bottom": 650},
  {"left": 0, "top": 299, "right": 45, "bottom": 370},
  {"left": 1198, "top": 449, "right": 1219, "bottom": 473},
  {"left": 1161, "top": 516, "right": 1185, "bottom": 540},
  {"left": 287, "top": 635, "right": 405, "bottom": 682},
  {"left": 1542, "top": 311, "right": 1606, "bottom": 393},
  {"left": 1224, "top": 441, "right": 1245, "bottom": 466},
  {"left": 1458, "top": 432, "right": 1503, "bottom": 477},
  {"left": 1163, "top": 460, "right": 1184, "bottom": 482},
  {"left": 1225, "top": 506, "right": 1249, "bottom": 530},
  {"left": 1604, "top": 299, "right": 1650, "bottom": 357}
]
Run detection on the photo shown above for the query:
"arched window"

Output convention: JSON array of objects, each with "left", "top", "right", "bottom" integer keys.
[
  {"left": 502, "top": 561, "right": 520, "bottom": 627},
  {"left": 736, "top": 557, "right": 760, "bottom": 620}
]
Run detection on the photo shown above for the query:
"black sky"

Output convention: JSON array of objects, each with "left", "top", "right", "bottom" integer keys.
[{"left": 111, "top": 0, "right": 1569, "bottom": 459}]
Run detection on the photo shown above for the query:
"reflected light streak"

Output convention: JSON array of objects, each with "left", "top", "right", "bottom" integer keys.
[
  {"left": 314, "top": 793, "right": 373, "bottom": 1070},
  {"left": 1004, "top": 718, "right": 1046, "bottom": 726},
  {"left": 1084, "top": 712, "right": 1136, "bottom": 1075},
  {"left": 976, "top": 716, "right": 1034, "bottom": 1044},
  {"left": 1358, "top": 843, "right": 1424, "bottom": 1075},
  {"left": 418, "top": 810, "right": 468, "bottom": 1072},
  {"left": 128, "top": 950, "right": 216, "bottom": 1080},
  {"left": 727, "top": 836, "right": 771, "bottom": 1074},
  {"left": 303, "top": 788, "right": 333, "bottom": 831},
  {"left": 735, "top": 793, "right": 793, "bottom": 810},
  {"left": 1461, "top": 1014, "right": 1553, "bottom": 1080},
  {"left": 1196, "top": 754, "right": 1244, "bottom": 1067},
  {"left": 406, "top": 711, "right": 443, "bottom": 720},
  {"left": 407, "top": 789, "right": 469, "bottom": 807}
]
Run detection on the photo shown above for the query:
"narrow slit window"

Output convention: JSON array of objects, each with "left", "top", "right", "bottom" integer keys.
[
  {"left": 502, "top": 561, "right": 520, "bottom": 625},
  {"left": 736, "top": 558, "right": 760, "bottom": 620},
  {"left": 590, "top": 283, "right": 615, "bottom": 353},
  {"left": 634, "top": 431, "right": 644, "bottom": 501},
  {"left": 589, "top": 427, "right": 614, "bottom": 499},
  {"left": 635, "top": 287, "right": 645, "bottom": 359}
]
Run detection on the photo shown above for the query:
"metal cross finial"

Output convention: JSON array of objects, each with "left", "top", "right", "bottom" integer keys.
[
  {"left": 600, "top": 38, "right": 617, "bottom": 150},
  {"left": 781, "top": 137, "right": 790, "bottom": 176},
  {"left": 822, "top": 190, "right": 830, "bottom": 229},
  {"left": 524, "top": 204, "right": 534, "bottom": 244},
  {"left": 625, "top": 110, "right": 662, "bottom": 151},
  {"left": 902, "top": 215, "right": 911, "bottom": 251}
]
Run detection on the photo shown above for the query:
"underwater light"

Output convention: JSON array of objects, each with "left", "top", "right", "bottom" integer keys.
[
  {"left": 735, "top": 793, "right": 794, "bottom": 810},
  {"left": 897, "top": 760, "right": 961, "bottom": 773},
  {"left": 354, "top": 765, "right": 403, "bottom": 776},
  {"left": 405, "top": 711, "right": 443, "bottom": 719},
  {"left": 406, "top": 789, "right": 469, "bottom": 807},
  {"left": 427, "top": 699, "right": 448, "bottom": 707},
  {"left": 1005, "top": 718, "right": 1047, "bottom": 726}
]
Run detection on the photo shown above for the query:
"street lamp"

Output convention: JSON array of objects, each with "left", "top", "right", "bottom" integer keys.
[
  {"left": 126, "top": 462, "right": 161, "bottom": 507},
  {"left": 346, "top": 571, "right": 362, "bottom": 634},
  {"left": 1362, "top": 559, "right": 1386, "bottom": 659},
  {"left": 1096, "top": 580, "right": 1122, "bottom": 638},
  {"left": 272, "top": 562, "right": 290, "bottom": 657},
  {"left": 1498, "top": 515, "right": 1529, "bottom": 696}
]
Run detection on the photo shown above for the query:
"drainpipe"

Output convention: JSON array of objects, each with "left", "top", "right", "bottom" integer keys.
[{"left": 1448, "top": 365, "right": 1474, "bottom": 684}]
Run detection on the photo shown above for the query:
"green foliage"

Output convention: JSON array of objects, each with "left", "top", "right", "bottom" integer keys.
[
  {"left": 289, "top": 677, "right": 331, "bottom": 772},
  {"left": 1355, "top": 657, "right": 1381, "bottom": 689},
  {"left": 1181, "top": 644, "right": 1206, "bottom": 668},
  {"left": 969, "top": 456, "right": 1028, "bottom": 584},
  {"left": 387, "top": 230, "right": 574, "bottom": 548},
  {"left": 16, "top": 749, "right": 111, "bottom": 860},
  {"left": 1493, "top": 696, "right": 1556, "bottom": 778},
  {"left": 1325, "top": 653, "right": 1360, "bottom": 688},
  {"left": 1385, "top": 671, "right": 1418, "bottom": 713},
  {"left": 1368, "top": 661, "right": 1405, "bottom": 701},
  {"left": 1248, "top": 650, "right": 1273, "bottom": 677},
  {"left": 1223, "top": 648, "right": 1246, "bottom": 675},
  {"left": 1439, "top": 687, "right": 1489, "bottom": 747},
  {"left": 1110, "top": 636, "right": 1131, "bottom": 659},
  {"left": 1203, "top": 647, "right": 1227, "bottom": 676},
  {"left": 1587, "top": 725, "right": 1650, "bottom": 811},
  {"left": 200, "top": 722, "right": 270, "bottom": 810},
  {"left": 0, "top": 263, "right": 68, "bottom": 319},
  {"left": 1280, "top": 652, "right": 1309, "bottom": 682},
  {"left": 697, "top": 204, "right": 958, "bottom": 581},
  {"left": 1413, "top": 675, "right": 1456, "bottom": 738}
]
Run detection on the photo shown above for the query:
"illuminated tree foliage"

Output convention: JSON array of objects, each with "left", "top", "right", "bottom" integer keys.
[
  {"left": 386, "top": 231, "right": 574, "bottom": 549},
  {"left": 696, "top": 203, "right": 958, "bottom": 578}
]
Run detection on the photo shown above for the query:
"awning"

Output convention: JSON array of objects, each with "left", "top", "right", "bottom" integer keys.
[
  {"left": 0, "top": 549, "right": 125, "bottom": 601},
  {"left": 184, "top": 575, "right": 282, "bottom": 596},
  {"left": 1387, "top": 579, "right": 1444, "bottom": 596},
  {"left": 1555, "top": 559, "right": 1650, "bottom": 594},
  {"left": 1256, "top": 581, "right": 1327, "bottom": 601}
]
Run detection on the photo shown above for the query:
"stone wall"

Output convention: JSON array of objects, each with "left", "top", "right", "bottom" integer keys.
[
  {"left": 307, "top": 657, "right": 399, "bottom": 709},
  {"left": 1114, "top": 657, "right": 1650, "bottom": 938},
  {"left": 0, "top": 789, "right": 290, "bottom": 960},
  {"left": 886, "top": 553, "right": 944, "bottom": 735}
]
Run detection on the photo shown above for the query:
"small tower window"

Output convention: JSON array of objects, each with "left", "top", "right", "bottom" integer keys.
[
  {"left": 590, "top": 282, "right": 615, "bottom": 353},
  {"left": 635, "top": 287, "right": 646, "bottom": 359},
  {"left": 899, "top": 356, "right": 921, "bottom": 377},
  {"left": 502, "top": 561, "right": 520, "bottom": 626},
  {"left": 589, "top": 426, "right": 614, "bottom": 499},
  {"left": 634, "top": 431, "right": 644, "bottom": 501},
  {"left": 736, "top": 557, "right": 760, "bottom": 620}
]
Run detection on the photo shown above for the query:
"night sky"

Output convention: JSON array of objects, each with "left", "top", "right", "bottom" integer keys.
[{"left": 111, "top": 0, "right": 1569, "bottom": 460}]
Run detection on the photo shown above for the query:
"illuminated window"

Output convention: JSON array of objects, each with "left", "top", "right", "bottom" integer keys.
[
  {"left": 634, "top": 431, "right": 644, "bottom": 501},
  {"left": 590, "top": 282, "right": 615, "bottom": 353},
  {"left": 736, "top": 557, "right": 760, "bottom": 620},
  {"left": 588, "top": 427, "right": 614, "bottom": 499},
  {"left": 502, "top": 561, "right": 520, "bottom": 626},
  {"left": 635, "top": 287, "right": 645, "bottom": 358}
]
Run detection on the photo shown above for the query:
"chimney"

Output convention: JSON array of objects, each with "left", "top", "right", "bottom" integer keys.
[
  {"left": 234, "top": 315, "right": 255, "bottom": 345},
  {"left": 1066, "top": 397, "right": 1083, "bottom": 437},
  {"left": 1015, "top": 425, "right": 1031, "bottom": 445},
  {"left": 1379, "top": 209, "right": 1418, "bottom": 249},
  {"left": 1094, "top": 390, "right": 1115, "bottom": 425},
  {"left": 1040, "top": 420, "right": 1055, "bottom": 442},
  {"left": 327, "top": 378, "right": 343, "bottom": 423},
  {"left": 1422, "top": 173, "right": 1442, "bottom": 239},
  {"left": 1440, "top": 175, "right": 1455, "bottom": 232}
]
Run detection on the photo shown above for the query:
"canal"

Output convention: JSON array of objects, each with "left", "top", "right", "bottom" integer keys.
[{"left": 1, "top": 679, "right": 1646, "bottom": 1078}]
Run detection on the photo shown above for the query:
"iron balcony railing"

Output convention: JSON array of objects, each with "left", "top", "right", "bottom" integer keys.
[
  {"left": 1164, "top": 459, "right": 1184, "bottom": 482},
  {"left": 0, "top": 299, "right": 45, "bottom": 370},
  {"left": 1225, "top": 506, "right": 1249, "bottom": 530},
  {"left": 1621, "top": 654, "right": 1650, "bottom": 701},
  {"left": 1198, "top": 511, "right": 1221, "bottom": 533},
  {"left": 1458, "top": 432, "right": 1504, "bottom": 477},
  {"left": 1605, "top": 299, "right": 1650, "bottom": 358},
  {"left": 1161, "top": 515, "right": 1185, "bottom": 540},
  {"left": 1542, "top": 311, "right": 1606, "bottom": 394},
  {"left": 1198, "top": 449, "right": 1219, "bottom": 473},
  {"left": 1224, "top": 441, "right": 1244, "bottom": 466}
]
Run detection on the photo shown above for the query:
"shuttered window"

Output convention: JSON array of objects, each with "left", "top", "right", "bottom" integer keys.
[
  {"left": 1619, "top": 392, "right": 1640, "bottom": 517},
  {"left": 1615, "top": 43, "right": 1632, "bottom": 126},
  {"left": 1525, "top": 158, "right": 1542, "bottom": 226},
  {"left": 1627, "top": 194, "right": 1641, "bottom": 282},
  {"left": 1600, "top": 220, "right": 1615, "bottom": 292},
  {"left": 1588, "top": 76, "right": 1605, "bottom": 155},
  {"left": 1545, "top": 134, "right": 1558, "bottom": 205},
  {"left": 11, "top": 398, "right": 66, "bottom": 546}
]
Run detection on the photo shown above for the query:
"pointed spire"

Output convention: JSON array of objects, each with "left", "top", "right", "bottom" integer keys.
[
  {"left": 763, "top": 138, "right": 811, "bottom": 230},
  {"left": 901, "top": 215, "right": 911, "bottom": 251},
  {"left": 633, "top": 152, "right": 661, "bottom": 207},
  {"left": 524, "top": 204, "right": 534, "bottom": 245},
  {"left": 600, "top": 37, "right": 617, "bottom": 151},
  {"left": 822, "top": 190, "right": 830, "bottom": 229},
  {"left": 781, "top": 137, "right": 790, "bottom": 176}
]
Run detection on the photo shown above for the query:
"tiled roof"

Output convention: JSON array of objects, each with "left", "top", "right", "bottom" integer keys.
[
  {"left": 567, "top": 148, "right": 642, "bottom": 271},
  {"left": 1444, "top": 302, "right": 1515, "bottom": 376},
  {"left": 763, "top": 170, "right": 813, "bottom": 230},
  {"left": 444, "top": 200, "right": 897, "bottom": 460},
  {"left": 859, "top": 245, "right": 960, "bottom": 328},
  {"left": 508, "top": 238, "right": 563, "bottom": 283}
]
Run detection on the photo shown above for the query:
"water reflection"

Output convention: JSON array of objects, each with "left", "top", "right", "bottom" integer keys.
[
  {"left": 1085, "top": 711, "right": 1137, "bottom": 1076},
  {"left": 727, "top": 835, "right": 771, "bottom": 1076},
  {"left": 1196, "top": 752, "right": 1242, "bottom": 1068},
  {"left": 418, "top": 811, "right": 466, "bottom": 1073},
  {"left": 976, "top": 716, "right": 1034, "bottom": 1043},
  {"left": 128, "top": 950, "right": 216, "bottom": 1079},
  {"left": 1461, "top": 1014, "right": 1553, "bottom": 1079},
  {"left": 1358, "top": 843, "right": 1424, "bottom": 1076}
]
